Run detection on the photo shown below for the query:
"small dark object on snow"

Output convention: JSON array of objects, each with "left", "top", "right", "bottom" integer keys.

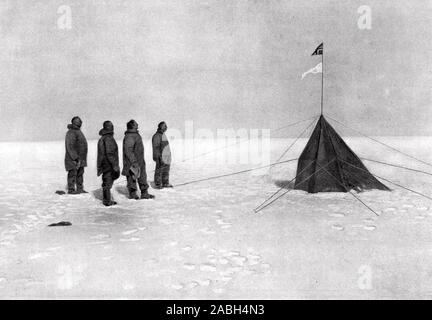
[
  {"left": 55, "top": 190, "right": 66, "bottom": 195},
  {"left": 48, "top": 221, "right": 72, "bottom": 227}
]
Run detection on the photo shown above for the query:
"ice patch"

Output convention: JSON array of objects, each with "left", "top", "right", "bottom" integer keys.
[
  {"left": 220, "top": 269, "right": 235, "bottom": 276},
  {"left": 28, "top": 252, "right": 51, "bottom": 260},
  {"left": 88, "top": 241, "right": 108, "bottom": 245},
  {"left": 159, "top": 218, "right": 174, "bottom": 225},
  {"left": 90, "top": 234, "right": 110, "bottom": 240},
  {"left": 183, "top": 263, "right": 196, "bottom": 270},
  {"left": 328, "top": 212, "right": 345, "bottom": 218},
  {"left": 200, "top": 263, "right": 217, "bottom": 272},
  {"left": 46, "top": 246, "right": 62, "bottom": 252},
  {"left": 228, "top": 266, "right": 242, "bottom": 273},
  {"left": 185, "top": 281, "right": 199, "bottom": 289},
  {"left": 331, "top": 224, "right": 344, "bottom": 231},
  {"left": 122, "top": 229, "right": 138, "bottom": 236},
  {"left": 207, "top": 255, "right": 218, "bottom": 264},
  {"left": 402, "top": 204, "right": 415, "bottom": 208},
  {"left": 216, "top": 218, "right": 228, "bottom": 225},
  {"left": 171, "top": 283, "right": 184, "bottom": 290},
  {"left": 243, "top": 270, "right": 257, "bottom": 275},
  {"left": 226, "top": 251, "right": 241, "bottom": 257},
  {"left": 364, "top": 225, "right": 377, "bottom": 231},
  {"left": 246, "top": 254, "right": 261, "bottom": 265},
  {"left": 231, "top": 256, "right": 247, "bottom": 265},
  {"left": 198, "top": 279, "right": 211, "bottom": 286},
  {"left": 199, "top": 227, "right": 216, "bottom": 235},
  {"left": 123, "top": 283, "right": 135, "bottom": 290},
  {"left": 119, "top": 237, "right": 140, "bottom": 242}
]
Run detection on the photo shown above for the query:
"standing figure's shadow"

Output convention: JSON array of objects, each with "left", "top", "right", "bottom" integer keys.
[
  {"left": 92, "top": 188, "right": 103, "bottom": 200},
  {"left": 115, "top": 185, "right": 129, "bottom": 197}
]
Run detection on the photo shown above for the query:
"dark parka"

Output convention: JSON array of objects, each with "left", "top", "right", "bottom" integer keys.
[
  {"left": 97, "top": 129, "right": 119, "bottom": 177},
  {"left": 152, "top": 129, "right": 172, "bottom": 165},
  {"left": 122, "top": 129, "right": 146, "bottom": 176},
  {"left": 64, "top": 124, "right": 88, "bottom": 171}
]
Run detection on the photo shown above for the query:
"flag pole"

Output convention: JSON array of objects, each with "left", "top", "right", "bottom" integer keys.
[{"left": 321, "top": 42, "right": 324, "bottom": 115}]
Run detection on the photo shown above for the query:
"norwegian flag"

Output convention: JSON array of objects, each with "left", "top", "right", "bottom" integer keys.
[{"left": 311, "top": 43, "right": 323, "bottom": 56}]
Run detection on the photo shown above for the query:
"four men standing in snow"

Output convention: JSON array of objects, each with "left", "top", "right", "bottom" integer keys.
[
  {"left": 65, "top": 117, "right": 171, "bottom": 206},
  {"left": 152, "top": 121, "right": 172, "bottom": 189},
  {"left": 64, "top": 116, "right": 88, "bottom": 194},
  {"left": 97, "top": 120, "right": 120, "bottom": 206},
  {"left": 122, "top": 120, "right": 155, "bottom": 201}
]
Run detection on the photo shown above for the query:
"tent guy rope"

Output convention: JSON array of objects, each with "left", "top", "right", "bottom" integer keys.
[
  {"left": 254, "top": 158, "right": 337, "bottom": 213},
  {"left": 174, "top": 158, "right": 299, "bottom": 187},
  {"left": 327, "top": 115, "right": 432, "bottom": 169},
  {"left": 318, "top": 164, "right": 380, "bottom": 216},
  {"left": 179, "top": 116, "right": 318, "bottom": 163},
  {"left": 340, "top": 159, "right": 432, "bottom": 202}
]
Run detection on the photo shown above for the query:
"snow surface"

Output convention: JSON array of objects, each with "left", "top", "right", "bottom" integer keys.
[{"left": 1, "top": 137, "right": 432, "bottom": 299}]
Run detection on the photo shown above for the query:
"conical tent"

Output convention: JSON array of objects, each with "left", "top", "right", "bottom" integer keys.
[{"left": 294, "top": 115, "right": 389, "bottom": 193}]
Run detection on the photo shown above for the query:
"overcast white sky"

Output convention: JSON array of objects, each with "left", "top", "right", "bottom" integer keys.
[{"left": 0, "top": 0, "right": 431, "bottom": 141}]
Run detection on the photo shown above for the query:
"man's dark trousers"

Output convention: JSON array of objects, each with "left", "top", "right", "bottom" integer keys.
[
  {"left": 67, "top": 167, "right": 84, "bottom": 192},
  {"left": 154, "top": 161, "right": 170, "bottom": 187}
]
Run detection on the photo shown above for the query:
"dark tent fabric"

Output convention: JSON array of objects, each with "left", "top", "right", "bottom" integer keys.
[{"left": 294, "top": 115, "right": 390, "bottom": 193}]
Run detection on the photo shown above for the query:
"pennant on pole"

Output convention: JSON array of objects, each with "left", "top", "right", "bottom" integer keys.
[
  {"left": 311, "top": 43, "right": 323, "bottom": 56},
  {"left": 302, "top": 62, "right": 322, "bottom": 79}
]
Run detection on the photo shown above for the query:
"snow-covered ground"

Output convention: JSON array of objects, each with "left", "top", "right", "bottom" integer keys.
[{"left": 1, "top": 137, "right": 432, "bottom": 299}]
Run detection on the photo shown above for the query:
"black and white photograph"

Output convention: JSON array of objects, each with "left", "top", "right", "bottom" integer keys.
[{"left": 0, "top": 0, "right": 431, "bottom": 301}]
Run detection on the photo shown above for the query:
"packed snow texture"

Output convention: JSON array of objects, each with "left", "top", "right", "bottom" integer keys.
[{"left": 1, "top": 137, "right": 432, "bottom": 299}]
